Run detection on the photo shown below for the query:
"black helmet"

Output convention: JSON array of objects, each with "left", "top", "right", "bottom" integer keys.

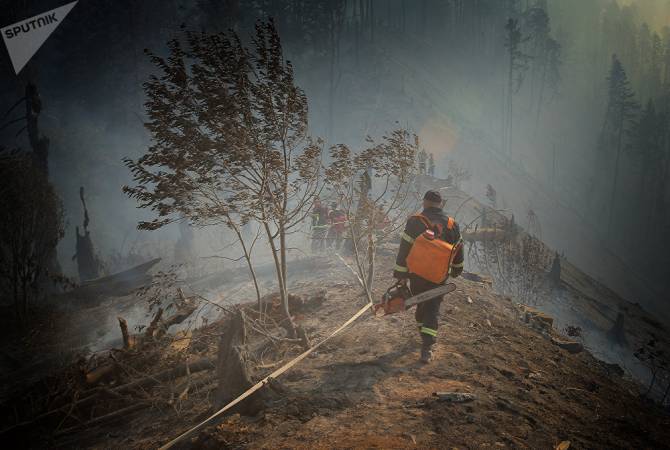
[{"left": 423, "top": 190, "right": 442, "bottom": 203}]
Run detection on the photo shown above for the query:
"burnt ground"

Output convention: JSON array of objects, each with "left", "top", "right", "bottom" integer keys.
[{"left": 1, "top": 252, "right": 669, "bottom": 449}]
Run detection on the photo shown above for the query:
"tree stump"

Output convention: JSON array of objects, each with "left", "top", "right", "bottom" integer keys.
[
  {"left": 549, "top": 252, "right": 562, "bottom": 286},
  {"left": 214, "top": 310, "right": 265, "bottom": 415},
  {"left": 607, "top": 312, "right": 628, "bottom": 346},
  {"left": 117, "top": 317, "right": 134, "bottom": 350},
  {"left": 144, "top": 308, "right": 163, "bottom": 339}
]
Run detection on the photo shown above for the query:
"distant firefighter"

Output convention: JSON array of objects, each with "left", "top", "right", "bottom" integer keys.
[
  {"left": 311, "top": 198, "right": 330, "bottom": 253},
  {"left": 417, "top": 149, "right": 427, "bottom": 174},
  {"left": 428, "top": 153, "right": 435, "bottom": 176},
  {"left": 327, "top": 202, "right": 347, "bottom": 250}
]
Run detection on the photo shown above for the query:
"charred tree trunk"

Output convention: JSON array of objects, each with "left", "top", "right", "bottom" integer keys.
[
  {"left": 607, "top": 312, "right": 628, "bottom": 346},
  {"left": 214, "top": 310, "right": 265, "bottom": 415},
  {"left": 118, "top": 317, "right": 133, "bottom": 350},
  {"left": 26, "top": 83, "right": 48, "bottom": 175},
  {"left": 25, "top": 82, "right": 62, "bottom": 283},
  {"left": 73, "top": 187, "right": 102, "bottom": 281},
  {"left": 548, "top": 252, "right": 561, "bottom": 286}
]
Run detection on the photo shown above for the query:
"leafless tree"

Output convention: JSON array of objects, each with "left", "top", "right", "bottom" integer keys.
[
  {"left": 634, "top": 335, "right": 669, "bottom": 400},
  {"left": 466, "top": 213, "right": 551, "bottom": 305},
  {"left": 327, "top": 129, "right": 420, "bottom": 301},
  {"left": 446, "top": 158, "right": 472, "bottom": 190}
]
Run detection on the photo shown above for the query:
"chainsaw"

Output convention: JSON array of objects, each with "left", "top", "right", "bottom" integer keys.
[{"left": 373, "top": 282, "right": 457, "bottom": 316}]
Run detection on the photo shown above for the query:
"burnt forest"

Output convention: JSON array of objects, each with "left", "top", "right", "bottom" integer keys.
[{"left": 1, "top": 1, "right": 669, "bottom": 449}]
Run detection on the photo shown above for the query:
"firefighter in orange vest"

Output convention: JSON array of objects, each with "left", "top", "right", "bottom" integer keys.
[{"left": 393, "top": 190, "right": 464, "bottom": 363}]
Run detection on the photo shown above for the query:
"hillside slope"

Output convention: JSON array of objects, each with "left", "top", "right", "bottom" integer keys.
[
  {"left": 3, "top": 177, "right": 670, "bottom": 449},
  {"left": 190, "top": 256, "right": 669, "bottom": 449},
  {"left": 31, "top": 252, "right": 665, "bottom": 450}
]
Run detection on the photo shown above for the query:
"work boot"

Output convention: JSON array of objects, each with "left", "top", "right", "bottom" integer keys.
[{"left": 420, "top": 344, "right": 434, "bottom": 364}]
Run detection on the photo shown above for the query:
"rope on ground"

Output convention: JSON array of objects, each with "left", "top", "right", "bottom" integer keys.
[
  {"left": 335, "top": 253, "right": 366, "bottom": 289},
  {"left": 158, "top": 300, "right": 373, "bottom": 450}
]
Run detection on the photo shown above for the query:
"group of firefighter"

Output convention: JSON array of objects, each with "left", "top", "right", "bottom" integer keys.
[
  {"left": 310, "top": 199, "right": 391, "bottom": 253},
  {"left": 310, "top": 199, "right": 348, "bottom": 252},
  {"left": 310, "top": 189, "right": 465, "bottom": 364}
]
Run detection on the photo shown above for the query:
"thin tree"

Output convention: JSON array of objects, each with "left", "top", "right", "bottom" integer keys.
[
  {"left": 326, "top": 129, "right": 419, "bottom": 301},
  {"left": 630, "top": 99, "right": 663, "bottom": 250},
  {"left": 0, "top": 154, "right": 64, "bottom": 322},
  {"left": 124, "top": 20, "right": 325, "bottom": 336},
  {"left": 600, "top": 55, "right": 640, "bottom": 238},
  {"left": 523, "top": 5, "right": 550, "bottom": 107},
  {"left": 503, "top": 18, "right": 531, "bottom": 160},
  {"left": 521, "top": 4, "right": 561, "bottom": 133}
]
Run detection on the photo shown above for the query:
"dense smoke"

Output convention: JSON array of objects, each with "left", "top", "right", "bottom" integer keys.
[{"left": 1, "top": 0, "right": 668, "bottom": 321}]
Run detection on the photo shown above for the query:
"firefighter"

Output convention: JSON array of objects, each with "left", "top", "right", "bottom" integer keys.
[
  {"left": 393, "top": 190, "right": 464, "bottom": 363},
  {"left": 327, "top": 202, "right": 347, "bottom": 250},
  {"left": 311, "top": 198, "right": 330, "bottom": 253}
]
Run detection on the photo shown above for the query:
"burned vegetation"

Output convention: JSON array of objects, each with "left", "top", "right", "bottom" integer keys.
[
  {"left": 0, "top": 266, "right": 334, "bottom": 448},
  {"left": 1, "top": 4, "right": 670, "bottom": 449}
]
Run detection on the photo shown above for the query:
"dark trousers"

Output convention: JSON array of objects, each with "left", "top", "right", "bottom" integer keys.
[
  {"left": 311, "top": 227, "right": 327, "bottom": 252},
  {"left": 410, "top": 276, "right": 442, "bottom": 346},
  {"left": 326, "top": 228, "right": 343, "bottom": 250}
]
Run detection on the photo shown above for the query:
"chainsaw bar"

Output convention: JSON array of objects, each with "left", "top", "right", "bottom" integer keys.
[
  {"left": 374, "top": 282, "right": 457, "bottom": 316},
  {"left": 404, "top": 283, "right": 457, "bottom": 308}
]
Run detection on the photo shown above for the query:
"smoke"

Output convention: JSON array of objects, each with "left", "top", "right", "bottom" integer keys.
[
  {"left": 1, "top": 0, "right": 667, "bottom": 319},
  {"left": 618, "top": 0, "right": 670, "bottom": 32}
]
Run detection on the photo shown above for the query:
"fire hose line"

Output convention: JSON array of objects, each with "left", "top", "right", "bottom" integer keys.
[{"left": 158, "top": 300, "right": 374, "bottom": 450}]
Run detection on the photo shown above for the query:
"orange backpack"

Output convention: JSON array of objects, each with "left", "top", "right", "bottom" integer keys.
[{"left": 406, "top": 214, "right": 462, "bottom": 284}]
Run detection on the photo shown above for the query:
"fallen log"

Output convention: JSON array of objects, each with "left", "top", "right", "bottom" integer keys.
[
  {"left": 109, "top": 357, "right": 215, "bottom": 394},
  {"left": 160, "top": 304, "right": 197, "bottom": 335},
  {"left": 155, "top": 289, "right": 197, "bottom": 338},
  {"left": 551, "top": 337, "right": 583, "bottom": 354},
  {"left": 145, "top": 307, "right": 164, "bottom": 339},
  {"left": 54, "top": 402, "right": 150, "bottom": 437},
  {"left": 462, "top": 227, "right": 511, "bottom": 243},
  {"left": 85, "top": 362, "right": 117, "bottom": 386},
  {"left": 59, "top": 257, "right": 161, "bottom": 302},
  {"left": 0, "top": 357, "right": 215, "bottom": 438}
]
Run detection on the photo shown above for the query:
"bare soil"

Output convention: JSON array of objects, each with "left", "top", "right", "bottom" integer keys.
[{"left": 2, "top": 253, "right": 669, "bottom": 449}]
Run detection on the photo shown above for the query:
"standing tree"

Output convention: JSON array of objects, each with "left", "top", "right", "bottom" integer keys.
[
  {"left": 326, "top": 129, "right": 419, "bottom": 300},
  {"left": 124, "top": 20, "right": 325, "bottom": 336},
  {"left": 600, "top": 55, "right": 639, "bottom": 238},
  {"left": 72, "top": 186, "right": 103, "bottom": 281},
  {"left": 630, "top": 99, "right": 664, "bottom": 249},
  {"left": 503, "top": 17, "right": 531, "bottom": 159},
  {"left": 446, "top": 158, "right": 472, "bottom": 190},
  {"left": 524, "top": 4, "right": 550, "bottom": 106},
  {"left": 0, "top": 154, "right": 64, "bottom": 322},
  {"left": 522, "top": 4, "right": 561, "bottom": 133}
]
